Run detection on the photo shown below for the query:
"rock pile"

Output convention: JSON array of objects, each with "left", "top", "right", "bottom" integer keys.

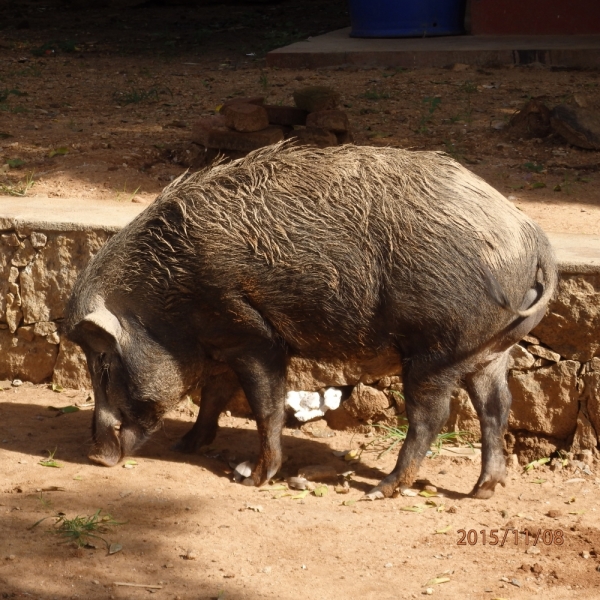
[
  {"left": 509, "top": 96, "right": 600, "bottom": 150},
  {"left": 191, "top": 86, "right": 353, "bottom": 156}
]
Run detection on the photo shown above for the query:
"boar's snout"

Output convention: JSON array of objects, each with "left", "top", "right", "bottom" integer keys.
[
  {"left": 89, "top": 422, "right": 148, "bottom": 467},
  {"left": 88, "top": 421, "right": 122, "bottom": 467}
]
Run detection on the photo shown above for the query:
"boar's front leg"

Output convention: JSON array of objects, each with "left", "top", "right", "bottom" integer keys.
[
  {"left": 365, "top": 360, "right": 458, "bottom": 499},
  {"left": 174, "top": 365, "right": 243, "bottom": 454},
  {"left": 229, "top": 339, "right": 287, "bottom": 487},
  {"left": 464, "top": 351, "right": 511, "bottom": 499}
]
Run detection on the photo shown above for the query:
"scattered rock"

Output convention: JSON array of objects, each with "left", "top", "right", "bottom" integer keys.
[
  {"left": 1, "top": 234, "right": 20, "bottom": 247},
  {"left": 509, "top": 98, "right": 552, "bottom": 138},
  {"left": 306, "top": 110, "right": 349, "bottom": 133},
  {"left": 550, "top": 104, "right": 600, "bottom": 150},
  {"left": 222, "top": 103, "right": 269, "bottom": 133},
  {"left": 293, "top": 86, "right": 340, "bottom": 112}
]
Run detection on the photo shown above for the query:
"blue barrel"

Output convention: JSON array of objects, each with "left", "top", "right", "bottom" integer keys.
[{"left": 349, "top": 0, "right": 467, "bottom": 38}]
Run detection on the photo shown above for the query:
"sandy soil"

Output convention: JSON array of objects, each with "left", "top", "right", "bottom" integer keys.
[
  {"left": 0, "top": 2, "right": 599, "bottom": 234},
  {"left": 2, "top": 384, "right": 600, "bottom": 600}
]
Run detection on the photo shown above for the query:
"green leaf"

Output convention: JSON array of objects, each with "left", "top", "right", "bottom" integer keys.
[
  {"left": 401, "top": 506, "right": 424, "bottom": 513},
  {"left": 342, "top": 499, "right": 356, "bottom": 506},
  {"left": 6, "top": 158, "right": 24, "bottom": 168},
  {"left": 425, "top": 576, "right": 451, "bottom": 586},
  {"left": 531, "top": 478, "right": 547, "bottom": 484},
  {"left": 531, "top": 182, "right": 546, "bottom": 189},
  {"left": 39, "top": 459, "right": 63, "bottom": 468},
  {"left": 292, "top": 490, "right": 310, "bottom": 500},
  {"left": 313, "top": 485, "right": 328, "bottom": 497},
  {"left": 51, "top": 383, "right": 64, "bottom": 393},
  {"left": 260, "top": 484, "right": 287, "bottom": 492},
  {"left": 419, "top": 490, "right": 438, "bottom": 498},
  {"left": 434, "top": 525, "right": 452, "bottom": 534},
  {"left": 48, "top": 147, "right": 69, "bottom": 158}
]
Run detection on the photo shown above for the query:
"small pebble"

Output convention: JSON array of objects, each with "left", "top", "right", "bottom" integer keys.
[
  {"left": 185, "top": 550, "right": 198, "bottom": 560},
  {"left": 384, "top": 562, "right": 393, "bottom": 568},
  {"left": 511, "top": 578, "right": 521, "bottom": 587},
  {"left": 423, "top": 484, "right": 437, "bottom": 493},
  {"left": 423, "top": 588, "right": 433, "bottom": 595},
  {"left": 582, "top": 551, "right": 590, "bottom": 559},
  {"left": 92, "top": 580, "right": 100, "bottom": 585},
  {"left": 526, "top": 547, "right": 541, "bottom": 555},
  {"left": 11, "top": 379, "right": 22, "bottom": 387},
  {"left": 7, "top": 555, "right": 16, "bottom": 561},
  {"left": 262, "top": 566, "right": 272, "bottom": 574}
]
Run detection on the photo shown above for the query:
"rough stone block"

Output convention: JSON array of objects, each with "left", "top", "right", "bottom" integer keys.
[
  {"left": 1, "top": 233, "right": 20, "bottom": 247},
  {"left": 52, "top": 338, "right": 92, "bottom": 390},
  {"left": 551, "top": 104, "right": 600, "bottom": 150},
  {"left": 508, "top": 344, "right": 536, "bottom": 370},
  {"left": 443, "top": 387, "right": 481, "bottom": 437},
  {"left": 30, "top": 232, "right": 48, "bottom": 248},
  {"left": 343, "top": 383, "right": 391, "bottom": 422},
  {"left": 293, "top": 86, "right": 340, "bottom": 112},
  {"left": 222, "top": 103, "right": 269, "bottom": 133},
  {"left": 509, "top": 360, "right": 580, "bottom": 438},
  {"left": 291, "top": 127, "right": 338, "bottom": 148},
  {"left": 264, "top": 105, "right": 308, "bottom": 126},
  {"left": 528, "top": 344, "right": 561, "bottom": 363},
  {"left": 0, "top": 328, "right": 58, "bottom": 384},
  {"left": 306, "top": 109, "right": 349, "bottom": 133},
  {"left": 192, "top": 120, "right": 284, "bottom": 152},
  {"left": 11, "top": 239, "right": 35, "bottom": 268},
  {"left": 533, "top": 273, "right": 600, "bottom": 362},
  {"left": 19, "top": 230, "right": 112, "bottom": 325},
  {"left": 287, "top": 350, "right": 402, "bottom": 391}
]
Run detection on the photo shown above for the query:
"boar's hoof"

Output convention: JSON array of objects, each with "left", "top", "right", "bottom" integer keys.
[
  {"left": 172, "top": 438, "right": 198, "bottom": 454},
  {"left": 362, "top": 489, "right": 385, "bottom": 501},
  {"left": 471, "top": 477, "right": 505, "bottom": 499},
  {"left": 88, "top": 451, "right": 121, "bottom": 467}
]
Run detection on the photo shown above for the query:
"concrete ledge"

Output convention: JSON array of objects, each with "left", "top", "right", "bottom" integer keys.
[
  {"left": 267, "top": 29, "right": 600, "bottom": 69},
  {"left": 0, "top": 196, "right": 145, "bottom": 233}
]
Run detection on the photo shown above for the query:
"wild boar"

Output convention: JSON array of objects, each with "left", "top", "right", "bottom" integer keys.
[{"left": 64, "top": 142, "right": 557, "bottom": 500}]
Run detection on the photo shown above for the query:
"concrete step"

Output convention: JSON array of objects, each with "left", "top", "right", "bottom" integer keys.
[{"left": 267, "top": 29, "right": 600, "bottom": 70}]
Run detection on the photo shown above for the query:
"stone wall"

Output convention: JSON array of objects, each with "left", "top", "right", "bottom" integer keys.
[{"left": 1, "top": 220, "right": 599, "bottom": 461}]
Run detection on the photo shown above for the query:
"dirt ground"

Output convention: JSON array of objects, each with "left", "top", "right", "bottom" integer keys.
[
  {"left": 2, "top": 383, "right": 600, "bottom": 600},
  {"left": 2, "top": 2, "right": 600, "bottom": 599},
  {"left": 0, "top": 1, "right": 599, "bottom": 234}
]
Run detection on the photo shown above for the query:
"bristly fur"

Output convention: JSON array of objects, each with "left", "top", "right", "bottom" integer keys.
[{"left": 69, "top": 141, "right": 555, "bottom": 359}]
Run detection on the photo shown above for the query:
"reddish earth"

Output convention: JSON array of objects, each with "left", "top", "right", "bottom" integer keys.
[{"left": 2, "top": 384, "right": 600, "bottom": 599}]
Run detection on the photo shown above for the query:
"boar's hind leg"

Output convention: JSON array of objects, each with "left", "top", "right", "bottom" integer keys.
[
  {"left": 365, "top": 362, "right": 458, "bottom": 500},
  {"left": 174, "top": 368, "right": 242, "bottom": 454},
  {"left": 230, "top": 344, "right": 287, "bottom": 487},
  {"left": 464, "top": 351, "right": 511, "bottom": 499}
]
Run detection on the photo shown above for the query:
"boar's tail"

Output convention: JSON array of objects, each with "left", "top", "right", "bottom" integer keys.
[{"left": 482, "top": 249, "right": 557, "bottom": 319}]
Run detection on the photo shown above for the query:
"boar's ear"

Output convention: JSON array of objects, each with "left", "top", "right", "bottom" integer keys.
[{"left": 76, "top": 308, "right": 123, "bottom": 354}]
